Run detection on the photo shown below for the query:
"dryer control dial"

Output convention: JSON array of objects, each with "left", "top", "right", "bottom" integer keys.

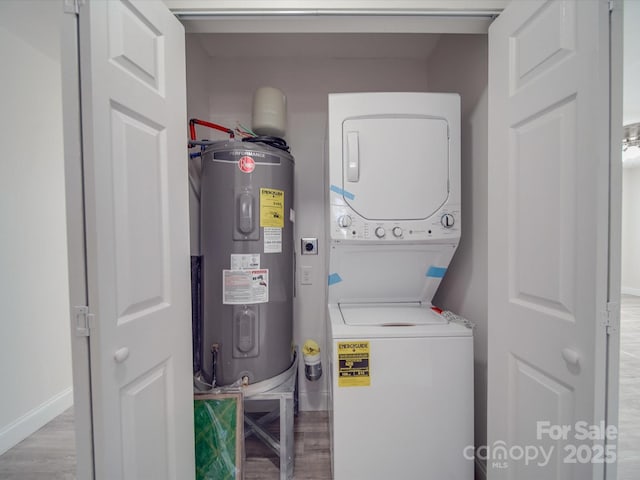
[
  {"left": 441, "top": 213, "right": 455, "bottom": 228},
  {"left": 374, "top": 226, "right": 386, "bottom": 238},
  {"left": 337, "top": 215, "right": 352, "bottom": 228},
  {"left": 392, "top": 227, "right": 403, "bottom": 237}
]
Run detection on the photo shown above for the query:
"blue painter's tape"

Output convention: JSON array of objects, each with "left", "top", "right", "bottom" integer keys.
[
  {"left": 426, "top": 266, "right": 447, "bottom": 278},
  {"left": 328, "top": 273, "right": 343, "bottom": 286},
  {"left": 330, "top": 184, "right": 355, "bottom": 201}
]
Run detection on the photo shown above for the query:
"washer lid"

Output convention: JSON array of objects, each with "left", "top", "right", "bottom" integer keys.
[{"left": 339, "top": 303, "right": 446, "bottom": 326}]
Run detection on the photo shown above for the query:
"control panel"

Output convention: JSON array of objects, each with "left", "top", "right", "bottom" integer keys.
[{"left": 330, "top": 204, "right": 460, "bottom": 242}]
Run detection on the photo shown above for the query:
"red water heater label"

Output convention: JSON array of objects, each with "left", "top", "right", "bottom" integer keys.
[{"left": 238, "top": 156, "right": 255, "bottom": 173}]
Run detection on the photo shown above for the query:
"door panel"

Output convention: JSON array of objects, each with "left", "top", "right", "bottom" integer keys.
[
  {"left": 120, "top": 363, "right": 171, "bottom": 480},
  {"left": 78, "top": 1, "right": 194, "bottom": 478},
  {"left": 510, "top": 97, "right": 576, "bottom": 318},
  {"left": 111, "top": 106, "right": 168, "bottom": 322},
  {"left": 342, "top": 116, "right": 449, "bottom": 220},
  {"left": 510, "top": 0, "right": 575, "bottom": 91},
  {"left": 108, "top": 0, "right": 164, "bottom": 92},
  {"left": 488, "top": 1, "right": 612, "bottom": 478},
  {"left": 507, "top": 356, "right": 574, "bottom": 478}
]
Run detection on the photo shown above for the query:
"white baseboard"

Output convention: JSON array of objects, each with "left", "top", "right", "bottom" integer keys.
[
  {"left": 0, "top": 387, "right": 73, "bottom": 455},
  {"left": 621, "top": 287, "right": 640, "bottom": 297},
  {"left": 475, "top": 457, "right": 487, "bottom": 480}
]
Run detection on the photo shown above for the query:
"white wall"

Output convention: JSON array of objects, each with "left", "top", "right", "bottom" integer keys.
[
  {"left": 185, "top": 36, "right": 433, "bottom": 409},
  {"left": 622, "top": 166, "right": 640, "bottom": 295},
  {"left": 623, "top": 0, "right": 640, "bottom": 126},
  {"left": 0, "top": 0, "right": 73, "bottom": 454},
  {"left": 185, "top": 35, "right": 212, "bottom": 255},
  {"left": 427, "top": 34, "right": 489, "bottom": 471},
  {"left": 621, "top": 0, "right": 640, "bottom": 296}
]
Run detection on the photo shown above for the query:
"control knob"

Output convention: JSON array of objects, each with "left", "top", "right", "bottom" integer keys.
[
  {"left": 392, "top": 227, "right": 403, "bottom": 238},
  {"left": 441, "top": 213, "right": 455, "bottom": 228},
  {"left": 337, "top": 215, "right": 352, "bottom": 228},
  {"left": 374, "top": 226, "right": 386, "bottom": 238}
]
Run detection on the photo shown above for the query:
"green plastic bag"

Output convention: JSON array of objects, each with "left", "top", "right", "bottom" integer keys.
[{"left": 194, "top": 393, "right": 243, "bottom": 480}]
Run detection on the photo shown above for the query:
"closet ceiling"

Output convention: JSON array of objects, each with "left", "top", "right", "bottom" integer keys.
[{"left": 193, "top": 33, "right": 442, "bottom": 59}]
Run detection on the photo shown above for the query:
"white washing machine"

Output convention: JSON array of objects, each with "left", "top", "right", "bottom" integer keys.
[{"left": 326, "top": 93, "right": 474, "bottom": 479}]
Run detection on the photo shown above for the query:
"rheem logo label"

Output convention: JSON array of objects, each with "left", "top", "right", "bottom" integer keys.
[{"left": 238, "top": 156, "right": 255, "bottom": 173}]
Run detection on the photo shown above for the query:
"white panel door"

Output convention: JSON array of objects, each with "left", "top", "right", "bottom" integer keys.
[
  {"left": 487, "top": 1, "right": 614, "bottom": 479},
  {"left": 78, "top": 1, "right": 194, "bottom": 479}
]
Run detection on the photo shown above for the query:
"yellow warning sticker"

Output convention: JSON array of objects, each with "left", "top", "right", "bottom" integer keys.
[
  {"left": 260, "top": 188, "right": 285, "bottom": 228},
  {"left": 338, "top": 341, "right": 370, "bottom": 387}
]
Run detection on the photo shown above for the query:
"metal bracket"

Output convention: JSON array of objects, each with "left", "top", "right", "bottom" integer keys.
[
  {"left": 74, "top": 306, "right": 93, "bottom": 337},
  {"left": 63, "top": 0, "right": 85, "bottom": 15}
]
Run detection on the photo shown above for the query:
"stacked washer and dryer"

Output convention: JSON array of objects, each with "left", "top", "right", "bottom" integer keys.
[{"left": 326, "top": 93, "right": 474, "bottom": 479}]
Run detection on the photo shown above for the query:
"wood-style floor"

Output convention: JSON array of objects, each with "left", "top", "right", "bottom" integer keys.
[
  {"left": 2, "top": 295, "right": 639, "bottom": 479},
  {"left": 244, "top": 411, "right": 331, "bottom": 480},
  {"left": 618, "top": 294, "right": 640, "bottom": 480},
  {"left": 0, "top": 407, "right": 76, "bottom": 480},
  {"left": 0, "top": 409, "right": 331, "bottom": 480}
]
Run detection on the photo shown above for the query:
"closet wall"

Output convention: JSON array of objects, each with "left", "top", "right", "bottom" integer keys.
[
  {"left": 429, "top": 33, "right": 489, "bottom": 455},
  {"left": 185, "top": 33, "right": 489, "bottom": 421}
]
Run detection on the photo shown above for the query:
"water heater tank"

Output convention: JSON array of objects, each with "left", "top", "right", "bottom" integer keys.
[{"left": 200, "top": 140, "right": 294, "bottom": 386}]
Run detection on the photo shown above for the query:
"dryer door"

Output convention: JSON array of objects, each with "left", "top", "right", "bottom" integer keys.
[{"left": 342, "top": 115, "right": 449, "bottom": 220}]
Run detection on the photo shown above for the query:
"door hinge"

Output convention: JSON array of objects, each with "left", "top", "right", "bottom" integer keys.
[
  {"left": 608, "top": 0, "right": 614, "bottom": 12},
  {"left": 63, "top": 0, "right": 85, "bottom": 15},
  {"left": 603, "top": 301, "right": 620, "bottom": 335},
  {"left": 73, "top": 306, "right": 94, "bottom": 337}
]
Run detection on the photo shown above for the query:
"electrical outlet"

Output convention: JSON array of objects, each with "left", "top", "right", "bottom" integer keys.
[
  {"left": 301, "top": 266, "right": 312, "bottom": 285},
  {"left": 301, "top": 238, "right": 318, "bottom": 255}
]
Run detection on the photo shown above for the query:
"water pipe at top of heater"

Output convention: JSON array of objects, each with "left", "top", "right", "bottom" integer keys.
[{"left": 188, "top": 118, "right": 234, "bottom": 147}]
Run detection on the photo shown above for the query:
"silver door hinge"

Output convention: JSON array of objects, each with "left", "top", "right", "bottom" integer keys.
[
  {"left": 64, "top": 0, "right": 85, "bottom": 15},
  {"left": 603, "top": 301, "right": 620, "bottom": 335},
  {"left": 74, "top": 306, "right": 94, "bottom": 337},
  {"left": 609, "top": 0, "right": 614, "bottom": 12}
]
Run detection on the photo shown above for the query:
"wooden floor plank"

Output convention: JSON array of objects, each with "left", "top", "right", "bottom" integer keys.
[{"left": 0, "top": 408, "right": 76, "bottom": 480}]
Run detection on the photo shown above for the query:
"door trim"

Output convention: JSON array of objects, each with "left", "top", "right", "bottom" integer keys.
[
  {"left": 61, "top": 7, "right": 95, "bottom": 480},
  {"left": 605, "top": 1, "right": 624, "bottom": 479}
]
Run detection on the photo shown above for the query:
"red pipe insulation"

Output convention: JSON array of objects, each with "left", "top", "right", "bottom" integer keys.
[{"left": 189, "top": 118, "right": 234, "bottom": 141}]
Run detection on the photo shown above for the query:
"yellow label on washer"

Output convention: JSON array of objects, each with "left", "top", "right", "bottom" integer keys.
[
  {"left": 260, "top": 188, "right": 285, "bottom": 228},
  {"left": 338, "top": 341, "right": 370, "bottom": 387}
]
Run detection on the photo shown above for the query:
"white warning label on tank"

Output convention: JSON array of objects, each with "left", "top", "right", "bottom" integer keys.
[
  {"left": 264, "top": 227, "right": 282, "bottom": 253},
  {"left": 230, "top": 253, "right": 260, "bottom": 270},
  {"left": 222, "top": 269, "right": 269, "bottom": 304}
]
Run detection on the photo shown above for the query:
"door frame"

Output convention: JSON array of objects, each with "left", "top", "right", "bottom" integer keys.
[
  {"left": 64, "top": 2, "right": 622, "bottom": 479},
  {"left": 605, "top": 1, "right": 624, "bottom": 479},
  {"left": 61, "top": 6, "right": 94, "bottom": 480},
  {"left": 64, "top": 4, "right": 502, "bottom": 475}
]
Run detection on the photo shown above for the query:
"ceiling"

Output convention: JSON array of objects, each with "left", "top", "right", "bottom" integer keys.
[
  {"left": 190, "top": 2, "right": 639, "bottom": 124},
  {"left": 194, "top": 33, "right": 442, "bottom": 60}
]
